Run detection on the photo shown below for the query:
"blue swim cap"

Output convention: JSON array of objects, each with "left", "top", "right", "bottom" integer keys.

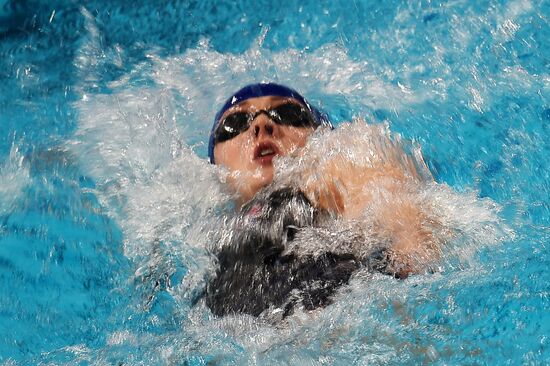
[{"left": 208, "top": 82, "right": 331, "bottom": 164}]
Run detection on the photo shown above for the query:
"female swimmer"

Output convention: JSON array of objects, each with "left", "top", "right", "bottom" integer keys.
[{"left": 204, "top": 83, "right": 439, "bottom": 318}]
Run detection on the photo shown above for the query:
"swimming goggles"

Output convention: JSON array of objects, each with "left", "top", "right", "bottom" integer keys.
[{"left": 213, "top": 102, "right": 316, "bottom": 144}]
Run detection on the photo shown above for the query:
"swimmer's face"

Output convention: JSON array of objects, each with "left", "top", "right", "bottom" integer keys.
[{"left": 213, "top": 96, "right": 315, "bottom": 205}]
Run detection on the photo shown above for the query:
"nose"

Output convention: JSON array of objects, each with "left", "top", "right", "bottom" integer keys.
[{"left": 251, "top": 113, "right": 277, "bottom": 138}]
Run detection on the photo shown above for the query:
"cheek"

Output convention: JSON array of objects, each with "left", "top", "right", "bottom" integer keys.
[
  {"left": 296, "top": 133, "right": 310, "bottom": 147},
  {"left": 284, "top": 128, "right": 312, "bottom": 149},
  {"left": 214, "top": 145, "right": 237, "bottom": 169},
  {"left": 214, "top": 139, "right": 252, "bottom": 170}
]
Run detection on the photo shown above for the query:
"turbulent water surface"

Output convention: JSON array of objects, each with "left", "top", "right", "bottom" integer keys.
[{"left": 0, "top": 0, "right": 548, "bottom": 364}]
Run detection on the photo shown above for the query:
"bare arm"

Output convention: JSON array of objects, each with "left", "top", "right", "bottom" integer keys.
[{"left": 299, "top": 147, "right": 440, "bottom": 277}]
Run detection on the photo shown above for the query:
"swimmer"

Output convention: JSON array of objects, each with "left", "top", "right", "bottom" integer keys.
[{"left": 204, "top": 83, "right": 441, "bottom": 318}]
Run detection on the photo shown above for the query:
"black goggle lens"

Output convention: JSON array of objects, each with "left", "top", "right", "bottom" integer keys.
[
  {"left": 268, "top": 103, "right": 315, "bottom": 127},
  {"left": 214, "top": 112, "right": 249, "bottom": 143},
  {"left": 214, "top": 103, "right": 315, "bottom": 144}
]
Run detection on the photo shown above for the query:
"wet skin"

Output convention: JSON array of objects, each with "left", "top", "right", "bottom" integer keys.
[
  {"left": 213, "top": 98, "right": 441, "bottom": 277},
  {"left": 213, "top": 96, "right": 315, "bottom": 206}
]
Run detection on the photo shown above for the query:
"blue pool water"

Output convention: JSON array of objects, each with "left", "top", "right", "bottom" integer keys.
[{"left": 1, "top": 0, "right": 548, "bottom": 364}]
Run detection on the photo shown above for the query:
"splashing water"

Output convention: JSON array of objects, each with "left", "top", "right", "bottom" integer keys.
[
  {"left": 273, "top": 122, "right": 510, "bottom": 265},
  {"left": 68, "top": 20, "right": 512, "bottom": 366},
  {"left": 0, "top": 1, "right": 548, "bottom": 364},
  {"left": 0, "top": 145, "right": 30, "bottom": 216}
]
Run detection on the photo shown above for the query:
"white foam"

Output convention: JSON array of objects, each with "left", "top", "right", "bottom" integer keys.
[
  {"left": 70, "top": 11, "right": 231, "bottom": 298},
  {"left": 150, "top": 38, "right": 429, "bottom": 128},
  {"left": 0, "top": 144, "right": 30, "bottom": 215},
  {"left": 71, "top": 63, "right": 228, "bottom": 249},
  {"left": 270, "top": 121, "right": 510, "bottom": 270},
  {"left": 69, "top": 17, "right": 441, "bottom": 267},
  {"left": 68, "top": 14, "right": 515, "bottom": 363}
]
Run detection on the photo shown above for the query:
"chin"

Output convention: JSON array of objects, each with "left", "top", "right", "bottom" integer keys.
[
  {"left": 246, "top": 170, "right": 274, "bottom": 197},
  {"left": 258, "top": 168, "right": 274, "bottom": 187},
  {"left": 229, "top": 164, "right": 274, "bottom": 202}
]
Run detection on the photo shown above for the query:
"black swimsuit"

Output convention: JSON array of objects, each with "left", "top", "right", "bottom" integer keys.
[{"left": 205, "top": 188, "right": 394, "bottom": 318}]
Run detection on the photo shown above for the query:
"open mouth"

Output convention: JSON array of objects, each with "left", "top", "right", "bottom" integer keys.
[{"left": 253, "top": 141, "right": 280, "bottom": 165}]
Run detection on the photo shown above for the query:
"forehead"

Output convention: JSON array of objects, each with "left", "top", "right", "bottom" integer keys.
[{"left": 229, "top": 96, "right": 302, "bottom": 112}]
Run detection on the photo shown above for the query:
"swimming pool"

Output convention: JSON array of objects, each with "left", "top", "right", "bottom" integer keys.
[{"left": 0, "top": 0, "right": 548, "bottom": 364}]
